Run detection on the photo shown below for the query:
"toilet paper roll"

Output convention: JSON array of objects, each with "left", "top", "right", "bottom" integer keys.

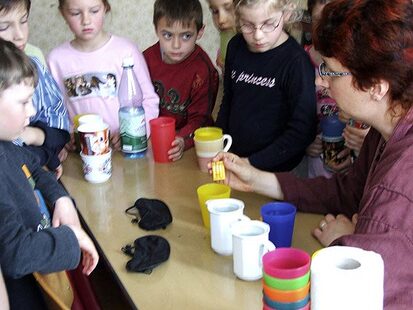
[{"left": 311, "top": 246, "right": 384, "bottom": 310}]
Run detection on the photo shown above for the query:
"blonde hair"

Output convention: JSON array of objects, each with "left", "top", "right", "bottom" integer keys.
[{"left": 234, "top": 0, "right": 303, "bottom": 23}]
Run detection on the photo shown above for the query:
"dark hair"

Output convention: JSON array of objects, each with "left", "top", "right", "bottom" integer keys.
[
  {"left": 307, "top": 0, "right": 331, "bottom": 15},
  {"left": 0, "top": 0, "right": 31, "bottom": 14},
  {"left": 153, "top": 0, "right": 203, "bottom": 32},
  {"left": 0, "top": 38, "right": 37, "bottom": 92},
  {"left": 313, "top": 0, "right": 413, "bottom": 111},
  {"left": 58, "top": 0, "right": 111, "bottom": 13}
]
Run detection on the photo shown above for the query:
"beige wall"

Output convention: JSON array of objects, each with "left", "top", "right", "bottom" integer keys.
[
  {"left": 29, "top": 0, "right": 220, "bottom": 64},
  {"left": 29, "top": 0, "right": 308, "bottom": 66}
]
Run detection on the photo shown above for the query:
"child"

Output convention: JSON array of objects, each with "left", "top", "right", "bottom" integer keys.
[
  {"left": 24, "top": 43, "right": 46, "bottom": 66},
  {"left": 48, "top": 0, "right": 159, "bottom": 152},
  {"left": 215, "top": 0, "right": 317, "bottom": 172},
  {"left": 206, "top": 0, "right": 236, "bottom": 71},
  {"left": 304, "top": 0, "right": 370, "bottom": 177},
  {"left": 0, "top": 38, "right": 98, "bottom": 310},
  {"left": 0, "top": 0, "right": 70, "bottom": 178},
  {"left": 144, "top": 0, "right": 219, "bottom": 161}
]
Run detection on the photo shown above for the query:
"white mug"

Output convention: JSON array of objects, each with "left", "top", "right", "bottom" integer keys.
[
  {"left": 80, "top": 148, "right": 112, "bottom": 183},
  {"left": 231, "top": 220, "right": 275, "bottom": 281},
  {"left": 207, "top": 198, "right": 250, "bottom": 256},
  {"left": 194, "top": 127, "right": 232, "bottom": 172}
]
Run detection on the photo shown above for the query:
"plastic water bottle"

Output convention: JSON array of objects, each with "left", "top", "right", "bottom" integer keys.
[{"left": 118, "top": 57, "right": 147, "bottom": 158}]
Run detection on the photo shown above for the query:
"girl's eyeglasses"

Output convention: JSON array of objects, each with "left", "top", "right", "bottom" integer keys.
[
  {"left": 240, "top": 13, "right": 283, "bottom": 34},
  {"left": 318, "top": 62, "right": 351, "bottom": 79}
]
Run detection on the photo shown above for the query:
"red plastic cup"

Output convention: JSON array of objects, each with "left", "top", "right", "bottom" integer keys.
[{"left": 149, "top": 117, "right": 176, "bottom": 163}]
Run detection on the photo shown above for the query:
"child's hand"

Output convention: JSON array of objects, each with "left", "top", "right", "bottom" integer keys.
[
  {"left": 52, "top": 196, "right": 81, "bottom": 229},
  {"left": 110, "top": 132, "right": 121, "bottom": 151},
  {"left": 306, "top": 135, "right": 323, "bottom": 157},
  {"left": 66, "top": 225, "right": 99, "bottom": 275},
  {"left": 168, "top": 137, "right": 185, "bottom": 161},
  {"left": 55, "top": 164, "right": 64, "bottom": 179},
  {"left": 338, "top": 110, "right": 351, "bottom": 123},
  {"left": 64, "top": 133, "right": 77, "bottom": 152},
  {"left": 216, "top": 54, "right": 224, "bottom": 73},
  {"left": 58, "top": 147, "right": 68, "bottom": 162},
  {"left": 343, "top": 125, "right": 370, "bottom": 153},
  {"left": 312, "top": 213, "right": 357, "bottom": 247},
  {"left": 325, "top": 148, "right": 352, "bottom": 173}
]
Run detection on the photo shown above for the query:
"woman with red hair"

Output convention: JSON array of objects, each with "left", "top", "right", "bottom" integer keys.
[{"left": 213, "top": 0, "right": 413, "bottom": 307}]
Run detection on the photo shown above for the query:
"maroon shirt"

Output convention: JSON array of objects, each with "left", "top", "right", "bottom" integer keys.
[
  {"left": 278, "top": 107, "right": 413, "bottom": 308},
  {"left": 144, "top": 43, "right": 219, "bottom": 150}
]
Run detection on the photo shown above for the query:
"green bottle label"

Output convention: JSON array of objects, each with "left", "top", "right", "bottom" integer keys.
[{"left": 119, "top": 110, "right": 147, "bottom": 152}]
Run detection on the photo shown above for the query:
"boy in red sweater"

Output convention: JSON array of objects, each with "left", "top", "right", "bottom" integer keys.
[{"left": 144, "top": 0, "right": 219, "bottom": 161}]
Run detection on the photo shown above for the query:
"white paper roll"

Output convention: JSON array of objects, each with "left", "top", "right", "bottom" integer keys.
[{"left": 311, "top": 246, "right": 384, "bottom": 310}]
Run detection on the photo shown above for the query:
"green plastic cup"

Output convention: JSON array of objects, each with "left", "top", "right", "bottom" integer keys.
[{"left": 263, "top": 270, "right": 310, "bottom": 291}]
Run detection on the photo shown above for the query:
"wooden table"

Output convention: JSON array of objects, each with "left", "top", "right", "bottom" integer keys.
[{"left": 62, "top": 148, "right": 322, "bottom": 310}]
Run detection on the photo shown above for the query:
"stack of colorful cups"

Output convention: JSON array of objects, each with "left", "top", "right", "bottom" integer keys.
[{"left": 262, "top": 248, "right": 311, "bottom": 310}]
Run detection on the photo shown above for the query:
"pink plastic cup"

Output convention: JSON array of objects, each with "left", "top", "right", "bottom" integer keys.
[
  {"left": 263, "top": 248, "right": 311, "bottom": 279},
  {"left": 149, "top": 117, "right": 176, "bottom": 163}
]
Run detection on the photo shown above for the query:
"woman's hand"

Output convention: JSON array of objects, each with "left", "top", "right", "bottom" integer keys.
[
  {"left": 312, "top": 213, "right": 358, "bottom": 246},
  {"left": 168, "top": 137, "right": 185, "bottom": 161},
  {"left": 210, "top": 152, "right": 255, "bottom": 192},
  {"left": 210, "top": 152, "right": 284, "bottom": 200}
]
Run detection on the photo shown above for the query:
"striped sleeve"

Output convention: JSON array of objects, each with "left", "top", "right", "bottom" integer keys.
[{"left": 30, "top": 57, "right": 70, "bottom": 131}]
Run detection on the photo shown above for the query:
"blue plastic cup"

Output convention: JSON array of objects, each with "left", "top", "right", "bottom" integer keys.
[{"left": 260, "top": 202, "right": 297, "bottom": 248}]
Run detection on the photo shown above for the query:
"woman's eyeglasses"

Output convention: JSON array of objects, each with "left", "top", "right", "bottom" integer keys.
[
  {"left": 318, "top": 62, "right": 351, "bottom": 79},
  {"left": 240, "top": 13, "right": 283, "bottom": 34}
]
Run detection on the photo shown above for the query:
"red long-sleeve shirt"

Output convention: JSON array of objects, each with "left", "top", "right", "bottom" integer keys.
[{"left": 144, "top": 43, "right": 219, "bottom": 150}]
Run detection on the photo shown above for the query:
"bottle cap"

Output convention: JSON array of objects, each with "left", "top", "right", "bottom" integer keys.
[
  {"left": 320, "top": 115, "right": 346, "bottom": 138},
  {"left": 122, "top": 56, "right": 134, "bottom": 67}
]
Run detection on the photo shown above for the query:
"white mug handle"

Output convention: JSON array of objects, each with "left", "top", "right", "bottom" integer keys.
[
  {"left": 238, "top": 214, "right": 250, "bottom": 222},
  {"left": 222, "top": 134, "right": 232, "bottom": 152},
  {"left": 229, "top": 215, "right": 250, "bottom": 232},
  {"left": 259, "top": 240, "right": 276, "bottom": 268}
]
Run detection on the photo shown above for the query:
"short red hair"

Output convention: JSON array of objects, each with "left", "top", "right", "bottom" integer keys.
[{"left": 313, "top": 0, "right": 413, "bottom": 111}]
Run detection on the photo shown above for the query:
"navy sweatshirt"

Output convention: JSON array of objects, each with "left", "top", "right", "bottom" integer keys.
[
  {"left": 25, "top": 120, "right": 70, "bottom": 171},
  {"left": 0, "top": 141, "right": 80, "bottom": 309},
  {"left": 216, "top": 34, "right": 317, "bottom": 172}
]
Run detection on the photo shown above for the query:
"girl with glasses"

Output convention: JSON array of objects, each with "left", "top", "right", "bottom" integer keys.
[{"left": 216, "top": 0, "right": 317, "bottom": 173}]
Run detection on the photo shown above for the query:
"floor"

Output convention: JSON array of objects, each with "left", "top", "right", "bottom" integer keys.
[{"left": 90, "top": 260, "right": 135, "bottom": 310}]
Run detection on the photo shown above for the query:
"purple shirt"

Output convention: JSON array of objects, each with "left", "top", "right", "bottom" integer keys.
[{"left": 278, "top": 107, "right": 413, "bottom": 308}]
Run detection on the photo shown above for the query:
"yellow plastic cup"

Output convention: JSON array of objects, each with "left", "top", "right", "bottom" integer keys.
[
  {"left": 194, "top": 127, "right": 223, "bottom": 141},
  {"left": 197, "top": 183, "right": 231, "bottom": 229}
]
